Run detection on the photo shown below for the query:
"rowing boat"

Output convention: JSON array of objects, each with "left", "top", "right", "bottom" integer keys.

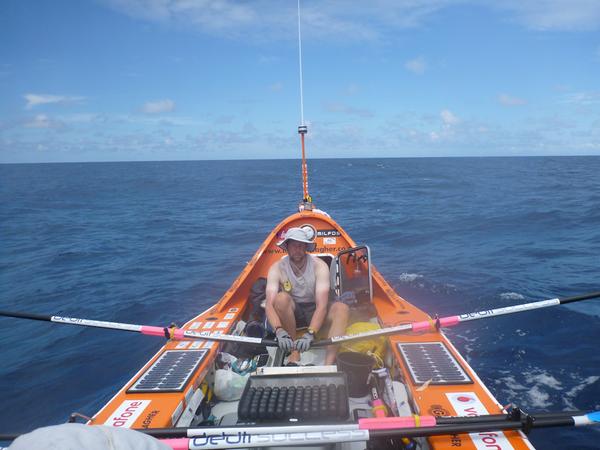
[
  {"left": 3, "top": 3, "right": 598, "bottom": 449},
  {"left": 85, "top": 202, "right": 543, "bottom": 449}
]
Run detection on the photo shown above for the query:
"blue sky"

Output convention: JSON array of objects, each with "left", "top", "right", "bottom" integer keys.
[{"left": 1, "top": 0, "right": 599, "bottom": 163}]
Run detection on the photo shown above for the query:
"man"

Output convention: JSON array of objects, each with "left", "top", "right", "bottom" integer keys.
[{"left": 265, "top": 227, "right": 349, "bottom": 365}]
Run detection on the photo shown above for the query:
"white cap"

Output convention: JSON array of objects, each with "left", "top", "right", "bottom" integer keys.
[{"left": 277, "top": 227, "right": 316, "bottom": 251}]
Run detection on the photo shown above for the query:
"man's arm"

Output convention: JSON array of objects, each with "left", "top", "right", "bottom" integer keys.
[
  {"left": 308, "top": 258, "right": 331, "bottom": 333},
  {"left": 265, "top": 263, "right": 282, "bottom": 329}
]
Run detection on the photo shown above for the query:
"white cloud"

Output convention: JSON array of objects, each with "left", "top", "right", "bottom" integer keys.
[
  {"left": 498, "top": 93, "right": 526, "bottom": 106},
  {"left": 405, "top": 56, "right": 427, "bottom": 74},
  {"left": 441, "top": 109, "right": 460, "bottom": 126},
  {"left": 345, "top": 83, "right": 360, "bottom": 96},
  {"left": 141, "top": 99, "right": 175, "bottom": 114},
  {"left": 269, "top": 82, "right": 283, "bottom": 92},
  {"left": 561, "top": 91, "right": 600, "bottom": 106},
  {"left": 324, "top": 101, "right": 374, "bottom": 118},
  {"left": 100, "top": 1, "right": 600, "bottom": 44},
  {"left": 496, "top": 0, "right": 600, "bottom": 31},
  {"left": 24, "top": 114, "right": 64, "bottom": 129},
  {"left": 24, "top": 93, "right": 85, "bottom": 109}
]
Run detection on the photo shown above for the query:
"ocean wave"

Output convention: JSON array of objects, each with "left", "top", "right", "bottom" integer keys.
[
  {"left": 563, "top": 375, "right": 600, "bottom": 409},
  {"left": 398, "top": 273, "right": 423, "bottom": 282},
  {"left": 500, "top": 292, "right": 525, "bottom": 301},
  {"left": 493, "top": 367, "right": 599, "bottom": 411}
]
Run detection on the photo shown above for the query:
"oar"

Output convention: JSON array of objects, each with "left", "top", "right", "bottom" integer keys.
[
  {"left": 1, "top": 410, "right": 596, "bottom": 445},
  {"left": 155, "top": 410, "right": 600, "bottom": 449},
  {"left": 139, "top": 409, "right": 591, "bottom": 438},
  {"left": 314, "top": 291, "right": 600, "bottom": 347},
  {"left": 0, "top": 310, "right": 278, "bottom": 347}
]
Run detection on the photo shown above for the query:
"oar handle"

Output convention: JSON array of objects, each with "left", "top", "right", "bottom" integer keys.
[{"left": 560, "top": 292, "right": 600, "bottom": 304}]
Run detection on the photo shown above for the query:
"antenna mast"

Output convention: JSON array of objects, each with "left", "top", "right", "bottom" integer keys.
[{"left": 297, "top": 0, "right": 312, "bottom": 210}]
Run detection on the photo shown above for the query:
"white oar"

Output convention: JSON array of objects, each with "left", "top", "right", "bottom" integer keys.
[
  {"left": 314, "top": 291, "right": 600, "bottom": 346},
  {"left": 0, "top": 310, "right": 278, "bottom": 346},
  {"left": 157, "top": 410, "right": 600, "bottom": 449}
]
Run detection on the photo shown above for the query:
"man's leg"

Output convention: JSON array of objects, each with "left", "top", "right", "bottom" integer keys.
[
  {"left": 272, "top": 292, "right": 300, "bottom": 363},
  {"left": 324, "top": 302, "right": 350, "bottom": 365}
]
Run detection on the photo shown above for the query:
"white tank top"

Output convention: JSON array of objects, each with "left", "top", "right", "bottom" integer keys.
[{"left": 278, "top": 255, "right": 316, "bottom": 304}]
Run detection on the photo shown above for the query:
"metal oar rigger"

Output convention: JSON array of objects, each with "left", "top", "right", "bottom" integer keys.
[{"left": 0, "top": 310, "right": 277, "bottom": 347}]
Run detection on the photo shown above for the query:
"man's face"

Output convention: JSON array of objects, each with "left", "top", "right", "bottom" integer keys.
[{"left": 287, "top": 240, "right": 307, "bottom": 264}]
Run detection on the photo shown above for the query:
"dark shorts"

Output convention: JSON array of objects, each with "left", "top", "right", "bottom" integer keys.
[{"left": 293, "top": 302, "right": 317, "bottom": 328}]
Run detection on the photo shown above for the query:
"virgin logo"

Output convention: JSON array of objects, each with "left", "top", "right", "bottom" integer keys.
[{"left": 105, "top": 400, "right": 151, "bottom": 428}]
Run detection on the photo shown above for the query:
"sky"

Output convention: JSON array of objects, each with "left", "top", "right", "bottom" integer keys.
[{"left": 1, "top": 0, "right": 599, "bottom": 163}]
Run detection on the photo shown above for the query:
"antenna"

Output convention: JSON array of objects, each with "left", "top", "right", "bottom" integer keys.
[{"left": 297, "top": 0, "right": 312, "bottom": 209}]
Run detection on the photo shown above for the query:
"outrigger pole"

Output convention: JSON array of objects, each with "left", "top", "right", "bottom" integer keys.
[
  {"left": 297, "top": 0, "right": 312, "bottom": 209},
  {"left": 313, "top": 291, "right": 600, "bottom": 347},
  {"left": 0, "top": 310, "right": 277, "bottom": 347}
]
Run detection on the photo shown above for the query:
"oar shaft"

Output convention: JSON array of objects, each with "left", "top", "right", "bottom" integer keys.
[
  {"left": 0, "top": 310, "right": 278, "bottom": 346},
  {"left": 314, "top": 291, "right": 600, "bottom": 346},
  {"left": 559, "top": 291, "right": 600, "bottom": 304},
  {"left": 164, "top": 430, "right": 371, "bottom": 450},
  {"left": 0, "top": 310, "right": 51, "bottom": 322}
]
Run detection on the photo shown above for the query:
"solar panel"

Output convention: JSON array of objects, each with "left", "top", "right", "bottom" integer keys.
[
  {"left": 397, "top": 342, "right": 472, "bottom": 386},
  {"left": 128, "top": 349, "right": 209, "bottom": 393}
]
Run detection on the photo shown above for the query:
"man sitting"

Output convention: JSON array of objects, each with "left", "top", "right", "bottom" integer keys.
[{"left": 265, "top": 227, "right": 349, "bottom": 365}]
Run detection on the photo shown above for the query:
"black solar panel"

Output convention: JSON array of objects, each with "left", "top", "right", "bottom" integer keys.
[
  {"left": 128, "top": 349, "right": 208, "bottom": 393},
  {"left": 397, "top": 342, "right": 472, "bottom": 385}
]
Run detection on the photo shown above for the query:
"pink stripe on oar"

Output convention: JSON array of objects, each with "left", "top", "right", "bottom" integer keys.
[
  {"left": 359, "top": 415, "right": 436, "bottom": 430},
  {"left": 439, "top": 316, "right": 459, "bottom": 327},
  {"left": 410, "top": 320, "right": 432, "bottom": 332},
  {"left": 140, "top": 326, "right": 185, "bottom": 339},
  {"left": 410, "top": 315, "right": 460, "bottom": 332},
  {"left": 141, "top": 325, "right": 167, "bottom": 337},
  {"left": 161, "top": 438, "right": 189, "bottom": 450}
]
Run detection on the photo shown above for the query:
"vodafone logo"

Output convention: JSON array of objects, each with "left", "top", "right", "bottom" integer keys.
[
  {"left": 446, "top": 393, "right": 516, "bottom": 450},
  {"left": 104, "top": 400, "right": 151, "bottom": 428}
]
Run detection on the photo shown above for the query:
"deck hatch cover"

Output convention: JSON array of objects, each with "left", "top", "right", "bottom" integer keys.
[
  {"left": 397, "top": 342, "right": 472, "bottom": 385},
  {"left": 128, "top": 349, "right": 208, "bottom": 393}
]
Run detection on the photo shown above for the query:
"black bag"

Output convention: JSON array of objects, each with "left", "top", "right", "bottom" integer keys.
[{"left": 248, "top": 277, "right": 267, "bottom": 322}]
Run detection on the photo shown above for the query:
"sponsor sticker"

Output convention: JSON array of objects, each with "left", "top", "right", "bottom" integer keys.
[
  {"left": 176, "top": 341, "right": 190, "bottom": 349},
  {"left": 189, "top": 341, "right": 204, "bottom": 349},
  {"left": 105, "top": 400, "right": 151, "bottom": 428},
  {"left": 171, "top": 400, "right": 184, "bottom": 425},
  {"left": 224, "top": 313, "right": 235, "bottom": 320},
  {"left": 446, "top": 392, "right": 515, "bottom": 450},
  {"left": 228, "top": 308, "right": 239, "bottom": 312},
  {"left": 317, "top": 229, "right": 341, "bottom": 237},
  {"left": 189, "top": 322, "right": 202, "bottom": 330},
  {"left": 203, "top": 341, "right": 215, "bottom": 349},
  {"left": 216, "top": 321, "right": 229, "bottom": 329},
  {"left": 324, "top": 237, "right": 337, "bottom": 245},
  {"left": 202, "top": 322, "right": 215, "bottom": 329}
]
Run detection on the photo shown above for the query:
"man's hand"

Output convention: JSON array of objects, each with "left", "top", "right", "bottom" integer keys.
[
  {"left": 275, "top": 327, "right": 293, "bottom": 353},
  {"left": 295, "top": 331, "right": 314, "bottom": 352}
]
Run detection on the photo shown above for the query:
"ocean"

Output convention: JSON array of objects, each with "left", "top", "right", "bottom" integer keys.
[{"left": 1, "top": 157, "right": 599, "bottom": 448}]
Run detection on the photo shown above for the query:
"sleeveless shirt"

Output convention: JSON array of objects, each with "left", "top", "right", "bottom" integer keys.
[{"left": 278, "top": 255, "right": 317, "bottom": 304}]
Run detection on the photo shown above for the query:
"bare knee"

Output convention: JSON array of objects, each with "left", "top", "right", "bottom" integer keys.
[
  {"left": 329, "top": 302, "right": 349, "bottom": 322},
  {"left": 273, "top": 292, "right": 294, "bottom": 313}
]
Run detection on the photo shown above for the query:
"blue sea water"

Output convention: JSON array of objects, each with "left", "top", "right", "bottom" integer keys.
[{"left": 1, "top": 157, "right": 599, "bottom": 448}]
